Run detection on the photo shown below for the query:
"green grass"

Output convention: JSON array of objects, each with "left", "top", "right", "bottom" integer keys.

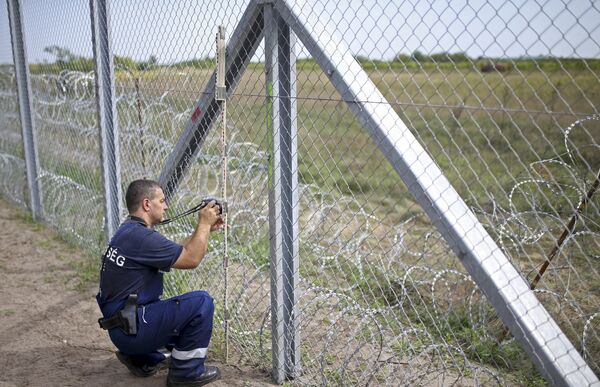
[
  {"left": 235, "top": 236, "right": 269, "bottom": 268},
  {"left": 389, "top": 282, "right": 547, "bottom": 386}
]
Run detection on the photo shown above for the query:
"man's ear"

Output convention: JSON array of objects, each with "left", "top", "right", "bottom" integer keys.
[{"left": 141, "top": 198, "right": 151, "bottom": 212}]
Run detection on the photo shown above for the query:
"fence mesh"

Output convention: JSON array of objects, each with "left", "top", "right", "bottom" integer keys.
[
  {"left": 16, "top": 0, "right": 103, "bottom": 250},
  {"left": 0, "top": 4, "right": 27, "bottom": 208},
  {"left": 0, "top": 0, "right": 598, "bottom": 385}
]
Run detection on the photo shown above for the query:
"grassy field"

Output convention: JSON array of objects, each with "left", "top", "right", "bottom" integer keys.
[{"left": 123, "top": 64, "right": 599, "bottom": 217}]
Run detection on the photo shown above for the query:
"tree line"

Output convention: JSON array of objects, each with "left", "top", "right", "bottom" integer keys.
[
  {"left": 29, "top": 45, "right": 600, "bottom": 74},
  {"left": 30, "top": 45, "right": 157, "bottom": 73}
]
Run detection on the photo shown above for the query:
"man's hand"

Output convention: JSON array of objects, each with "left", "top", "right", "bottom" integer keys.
[
  {"left": 174, "top": 200, "right": 222, "bottom": 270},
  {"left": 211, "top": 217, "right": 225, "bottom": 231},
  {"left": 198, "top": 200, "right": 221, "bottom": 228}
]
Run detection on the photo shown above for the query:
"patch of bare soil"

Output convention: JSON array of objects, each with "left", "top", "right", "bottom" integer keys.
[{"left": 0, "top": 199, "right": 273, "bottom": 387}]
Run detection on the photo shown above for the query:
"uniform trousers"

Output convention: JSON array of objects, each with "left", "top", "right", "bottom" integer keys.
[{"left": 109, "top": 290, "right": 214, "bottom": 379}]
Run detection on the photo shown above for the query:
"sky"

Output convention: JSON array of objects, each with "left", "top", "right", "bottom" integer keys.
[{"left": 1, "top": 0, "right": 599, "bottom": 65}]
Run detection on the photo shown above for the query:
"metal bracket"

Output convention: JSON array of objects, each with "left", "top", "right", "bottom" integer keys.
[{"left": 215, "top": 26, "right": 226, "bottom": 101}]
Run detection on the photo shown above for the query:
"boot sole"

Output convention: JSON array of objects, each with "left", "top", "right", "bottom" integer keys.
[{"left": 166, "top": 370, "right": 220, "bottom": 387}]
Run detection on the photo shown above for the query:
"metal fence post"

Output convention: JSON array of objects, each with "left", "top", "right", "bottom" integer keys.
[
  {"left": 7, "top": 0, "right": 42, "bottom": 219},
  {"left": 265, "top": 3, "right": 300, "bottom": 383},
  {"left": 90, "top": 0, "right": 122, "bottom": 241}
]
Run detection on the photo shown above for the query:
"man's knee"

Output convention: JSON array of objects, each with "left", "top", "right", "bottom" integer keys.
[
  {"left": 180, "top": 290, "right": 214, "bottom": 317},
  {"left": 198, "top": 293, "right": 214, "bottom": 318},
  {"left": 184, "top": 292, "right": 214, "bottom": 329},
  {"left": 181, "top": 290, "right": 211, "bottom": 300}
]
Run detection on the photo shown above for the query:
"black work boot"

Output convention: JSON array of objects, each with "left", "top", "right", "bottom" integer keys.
[
  {"left": 115, "top": 351, "right": 159, "bottom": 377},
  {"left": 166, "top": 366, "right": 221, "bottom": 386}
]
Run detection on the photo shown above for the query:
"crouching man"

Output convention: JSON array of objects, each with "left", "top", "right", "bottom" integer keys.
[{"left": 97, "top": 179, "right": 223, "bottom": 387}]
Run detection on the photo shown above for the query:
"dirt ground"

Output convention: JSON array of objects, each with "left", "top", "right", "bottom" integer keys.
[{"left": 0, "top": 199, "right": 273, "bottom": 387}]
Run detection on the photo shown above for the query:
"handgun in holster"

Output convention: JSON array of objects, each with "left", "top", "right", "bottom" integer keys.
[{"left": 98, "top": 294, "right": 138, "bottom": 335}]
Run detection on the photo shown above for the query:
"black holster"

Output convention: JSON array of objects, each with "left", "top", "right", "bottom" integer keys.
[{"left": 98, "top": 294, "right": 138, "bottom": 335}]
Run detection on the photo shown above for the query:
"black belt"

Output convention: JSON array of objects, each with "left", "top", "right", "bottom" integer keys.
[{"left": 98, "top": 294, "right": 138, "bottom": 335}]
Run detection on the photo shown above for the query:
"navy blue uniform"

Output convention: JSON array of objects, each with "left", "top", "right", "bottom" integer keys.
[{"left": 97, "top": 217, "right": 214, "bottom": 379}]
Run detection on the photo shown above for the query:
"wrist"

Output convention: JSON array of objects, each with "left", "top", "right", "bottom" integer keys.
[{"left": 196, "top": 222, "right": 212, "bottom": 232}]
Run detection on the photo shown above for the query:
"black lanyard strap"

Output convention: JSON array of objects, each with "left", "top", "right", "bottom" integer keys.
[{"left": 157, "top": 197, "right": 224, "bottom": 226}]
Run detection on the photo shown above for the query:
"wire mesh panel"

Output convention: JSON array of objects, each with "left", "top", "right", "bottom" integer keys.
[
  {"left": 18, "top": 0, "right": 104, "bottom": 250},
  {"left": 0, "top": 3, "right": 27, "bottom": 208},
  {"left": 1, "top": 0, "right": 598, "bottom": 385}
]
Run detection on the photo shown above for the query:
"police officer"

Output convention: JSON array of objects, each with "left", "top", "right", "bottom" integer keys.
[{"left": 97, "top": 179, "right": 223, "bottom": 387}]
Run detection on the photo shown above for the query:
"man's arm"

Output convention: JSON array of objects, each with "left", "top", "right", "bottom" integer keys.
[{"left": 172, "top": 201, "right": 221, "bottom": 269}]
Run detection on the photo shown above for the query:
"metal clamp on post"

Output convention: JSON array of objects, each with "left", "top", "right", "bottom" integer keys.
[{"left": 215, "top": 26, "right": 226, "bottom": 101}]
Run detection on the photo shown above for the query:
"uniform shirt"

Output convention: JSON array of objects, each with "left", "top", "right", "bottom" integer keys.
[{"left": 96, "top": 216, "right": 183, "bottom": 318}]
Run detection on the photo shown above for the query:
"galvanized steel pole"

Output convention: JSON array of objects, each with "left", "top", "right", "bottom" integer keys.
[
  {"left": 90, "top": 0, "right": 122, "bottom": 241},
  {"left": 7, "top": 0, "right": 42, "bottom": 219},
  {"left": 265, "top": 3, "right": 300, "bottom": 383}
]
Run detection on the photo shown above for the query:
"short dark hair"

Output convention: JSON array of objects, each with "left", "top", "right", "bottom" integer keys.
[{"left": 125, "top": 179, "right": 162, "bottom": 213}]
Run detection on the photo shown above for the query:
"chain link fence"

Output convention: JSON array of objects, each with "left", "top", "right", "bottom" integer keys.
[
  {"left": 0, "top": 3, "right": 27, "bottom": 208},
  {"left": 1, "top": 0, "right": 599, "bottom": 385}
]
